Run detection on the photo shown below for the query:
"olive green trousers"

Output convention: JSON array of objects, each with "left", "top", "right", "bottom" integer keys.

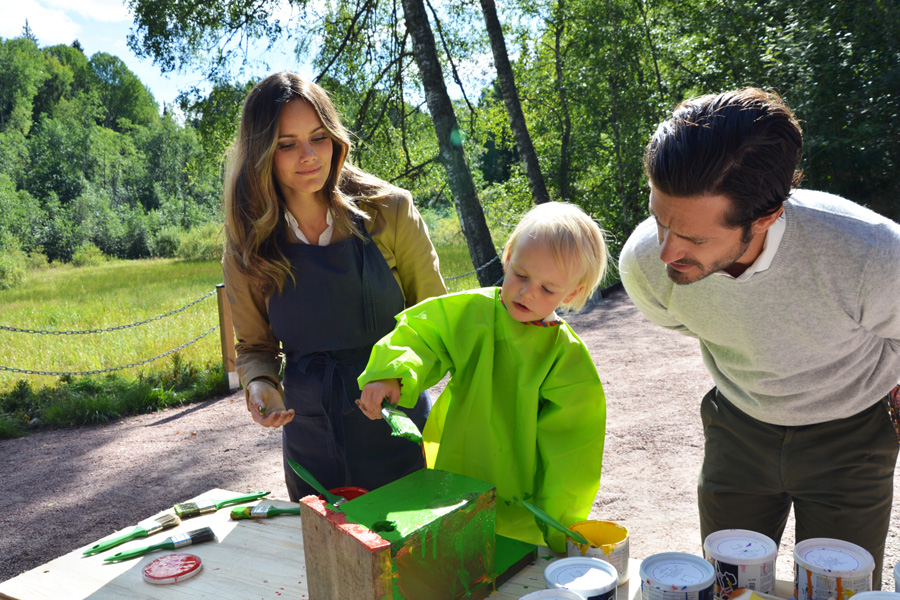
[{"left": 698, "top": 388, "right": 899, "bottom": 589}]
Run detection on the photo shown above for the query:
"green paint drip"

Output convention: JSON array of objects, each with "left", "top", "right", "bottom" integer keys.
[{"left": 340, "top": 469, "right": 497, "bottom": 599}]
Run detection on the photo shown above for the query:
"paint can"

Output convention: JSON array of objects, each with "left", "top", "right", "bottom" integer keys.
[
  {"left": 793, "top": 538, "right": 874, "bottom": 600},
  {"left": 850, "top": 593, "right": 900, "bottom": 600},
  {"left": 640, "top": 552, "right": 716, "bottom": 600},
  {"left": 544, "top": 556, "right": 619, "bottom": 600},
  {"left": 324, "top": 486, "right": 369, "bottom": 501},
  {"left": 521, "top": 590, "right": 588, "bottom": 600},
  {"left": 703, "top": 529, "right": 777, "bottom": 599},
  {"left": 567, "top": 520, "right": 630, "bottom": 585},
  {"left": 895, "top": 562, "right": 900, "bottom": 593}
]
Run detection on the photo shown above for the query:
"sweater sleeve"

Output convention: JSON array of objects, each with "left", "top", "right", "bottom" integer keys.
[
  {"left": 533, "top": 337, "right": 606, "bottom": 552},
  {"left": 857, "top": 221, "right": 900, "bottom": 346},
  {"left": 221, "top": 254, "right": 283, "bottom": 397}
]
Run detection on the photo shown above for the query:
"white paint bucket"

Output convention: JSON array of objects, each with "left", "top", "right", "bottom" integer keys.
[
  {"left": 895, "top": 562, "right": 900, "bottom": 593},
  {"left": 545, "top": 556, "right": 619, "bottom": 600},
  {"left": 640, "top": 552, "right": 716, "bottom": 600},
  {"left": 703, "top": 529, "right": 777, "bottom": 599},
  {"left": 794, "top": 538, "right": 874, "bottom": 600},
  {"left": 851, "top": 593, "right": 900, "bottom": 600},
  {"left": 567, "top": 520, "right": 631, "bottom": 585},
  {"left": 521, "top": 589, "right": 588, "bottom": 600}
]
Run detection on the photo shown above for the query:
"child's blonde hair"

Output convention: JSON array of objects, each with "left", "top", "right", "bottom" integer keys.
[{"left": 502, "top": 202, "right": 608, "bottom": 312}]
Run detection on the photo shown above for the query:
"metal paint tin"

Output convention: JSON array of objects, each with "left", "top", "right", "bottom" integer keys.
[
  {"left": 545, "top": 556, "right": 619, "bottom": 600},
  {"left": 521, "top": 590, "right": 588, "bottom": 600},
  {"left": 793, "top": 538, "right": 874, "bottom": 600},
  {"left": 703, "top": 529, "right": 777, "bottom": 599},
  {"left": 895, "top": 562, "right": 900, "bottom": 593},
  {"left": 640, "top": 552, "right": 716, "bottom": 600},
  {"left": 567, "top": 520, "right": 631, "bottom": 585}
]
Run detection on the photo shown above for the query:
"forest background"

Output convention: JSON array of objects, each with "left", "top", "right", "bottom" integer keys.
[{"left": 0, "top": 1, "right": 898, "bottom": 430}]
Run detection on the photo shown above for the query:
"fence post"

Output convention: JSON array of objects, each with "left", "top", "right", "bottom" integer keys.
[{"left": 216, "top": 284, "right": 239, "bottom": 391}]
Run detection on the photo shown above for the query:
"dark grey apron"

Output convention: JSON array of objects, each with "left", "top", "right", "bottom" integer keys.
[{"left": 268, "top": 218, "right": 429, "bottom": 501}]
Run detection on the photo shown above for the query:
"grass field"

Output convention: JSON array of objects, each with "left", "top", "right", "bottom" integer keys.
[{"left": 0, "top": 245, "right": 481, "bottom": 395}]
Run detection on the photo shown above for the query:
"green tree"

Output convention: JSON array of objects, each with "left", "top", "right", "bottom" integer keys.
[{"left": 89, "top": 52, "right": 159, "bottom": 130}]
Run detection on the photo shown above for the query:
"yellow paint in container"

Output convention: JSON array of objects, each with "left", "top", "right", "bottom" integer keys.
[{"left": 566, "top": 520, "right": 630, "bottom": 585}]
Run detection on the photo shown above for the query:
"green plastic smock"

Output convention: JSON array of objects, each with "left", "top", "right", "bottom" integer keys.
[{"left": 358, "top": 287, "right": 606, "bottom": 551}]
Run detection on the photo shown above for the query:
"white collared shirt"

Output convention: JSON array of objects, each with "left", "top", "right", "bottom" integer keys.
[
  {"left": 719, "top": 213, "right": 786, "bottom": 281},
  {"left": 285, "top": 209, "right": 334, "bottom": 246}
]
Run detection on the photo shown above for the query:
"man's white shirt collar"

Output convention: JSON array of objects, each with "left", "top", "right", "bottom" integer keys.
[{"left": 718, "top": 212, "right": 786, "bottom": 281}]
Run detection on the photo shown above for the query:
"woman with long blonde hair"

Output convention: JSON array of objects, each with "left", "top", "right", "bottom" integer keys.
[{"left": 223, "top": 72, "right": 445, "bottom": 500}]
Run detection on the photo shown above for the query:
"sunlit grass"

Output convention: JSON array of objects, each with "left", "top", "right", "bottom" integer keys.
[{"left": 0, "top": 259, "right": 225, "bottom": 392}]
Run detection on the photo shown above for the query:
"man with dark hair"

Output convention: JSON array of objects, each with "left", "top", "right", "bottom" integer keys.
[{"left": 620, "top": 87, "right": 900, "bottom": 587}]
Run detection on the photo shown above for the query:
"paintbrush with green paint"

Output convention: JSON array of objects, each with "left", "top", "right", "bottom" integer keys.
[
  {"left": 230, "top": 504, "right": 302, "bottom": 520},
  {"left": 287, "top": 458, "right": 347, "bottom": 508},
  {"left": 103, "top": 526, "right": 216, "bottom": 562},
  {"left": 380, "top": 399, "right": 423, "bottom": 445},
  {"left": 83, "top": 512, "right": 181, "bottom": 555},
  {"left": 517, "top": 497, "right": 591, "bottom": 546},
  {"left": 173, "top": 491, "right": 270, "bottom": 519}
]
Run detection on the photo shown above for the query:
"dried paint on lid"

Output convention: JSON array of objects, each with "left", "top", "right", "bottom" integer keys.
[
  {"left": 640, "top": 552, "right": 716, "bottom": 592},
  {"left": 704, "top": 529, "right": 777, "bottom": 565},
  {"left": 521, "top": 589, "right": 589, "bottom": 600},
  {"left": 544, "top": 556, "right": 618, "bottom": 596},
  {"left": 793, "top": 538, "right": 874, "bottom": 577},
  {"left": 142, "top": 553, "right": 202, "bottom": 585}
]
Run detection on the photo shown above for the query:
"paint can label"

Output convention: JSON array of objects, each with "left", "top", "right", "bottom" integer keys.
[
  {"left": 703, "top": 529, "right": 777, "bottom": 599},
  {"left": 793, "top": 539, "right": 874, "bottom": 600}
]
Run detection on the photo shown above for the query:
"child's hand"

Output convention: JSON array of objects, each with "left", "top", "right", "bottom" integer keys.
[{"left": 358, "top": 379, "right": 401, "bottom": 420}]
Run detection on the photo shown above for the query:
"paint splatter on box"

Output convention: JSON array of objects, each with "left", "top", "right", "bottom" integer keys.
[{"left": 300, "top": 469, "right": 497, "bottom": 599}]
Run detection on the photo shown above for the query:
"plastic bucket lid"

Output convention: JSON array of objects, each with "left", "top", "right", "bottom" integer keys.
[
  {"left": 521, "top": 590, "right": 588, "bottom": 600},
  {"left": 850, "top": 593, "right": 900, "bottom": 600},
  {"left": 793, "top": 538, "right": 874, "bottom": 578},
  {"left": 640, "top": 552, "right": 716, "bottom": 592},
  {"left": 545, "top": 557, "right": 619, "bottom": 596},
  {"left": 704, "top": 529, "right": 777, "bottom": 565}
]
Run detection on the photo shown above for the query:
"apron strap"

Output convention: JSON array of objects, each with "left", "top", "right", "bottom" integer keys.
[{"left": 355, "top": 214, "right": 378, "bottom": 333}]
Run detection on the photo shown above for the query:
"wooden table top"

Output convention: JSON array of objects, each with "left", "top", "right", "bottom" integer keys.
[{"left": 0, "top": 488, "right": 790, "bottom": 600}]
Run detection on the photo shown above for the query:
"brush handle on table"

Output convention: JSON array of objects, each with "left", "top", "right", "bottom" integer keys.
[
  {"left": 103, "top": 527, "right": 215, "bottom": 562},
  {"left": 230, "top": 505, "right": 303, "bottom": 519},
  {"left": 83, "top": 514, "right": 180, "bottom": 555},
  {"left": 214, "top": 491, "right": 270, "bottom": 509}
]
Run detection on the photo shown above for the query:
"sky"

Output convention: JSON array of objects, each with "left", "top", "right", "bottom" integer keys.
[{"left": 1, "top": 0, "right": 313, "bottom": 109}]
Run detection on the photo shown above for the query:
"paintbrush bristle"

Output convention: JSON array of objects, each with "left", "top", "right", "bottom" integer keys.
[
  {"left": 173, "top": 502, "right": 198, "bottom": 517},
  {"left": 188, "top": 527, "right": 216, "bottom": 544},
  {"left": 155, "top": 512, "right": 181, "bottom": 528},
  {"left": 381, "top": 403, "right": 424, "bottom": 444},
  {"left": 230, "top": 507, "right": 252, "bottom": 520}
]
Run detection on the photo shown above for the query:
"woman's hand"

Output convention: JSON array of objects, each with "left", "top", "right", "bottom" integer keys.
[
  {"left": 358, "top": 379, "right": 401, "bottom": 420},
  {"left": 247, "top": 379, "right": 295, "bottom": 428}
]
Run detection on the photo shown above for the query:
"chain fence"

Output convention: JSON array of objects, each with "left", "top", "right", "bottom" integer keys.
[
  {"left": 0, "top": 291, "right": 218, "bottom": 377},
  {"left": 0, "top": 256, "right": 507, "bottom": 380}
]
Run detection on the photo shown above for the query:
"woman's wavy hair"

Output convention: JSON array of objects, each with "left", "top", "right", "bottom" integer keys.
[
  {"left": 644, "top": 87, "right": 803, "bottom": 233},
  {"left": 223, "top": 72, "right": 394, "bottom": 294}
]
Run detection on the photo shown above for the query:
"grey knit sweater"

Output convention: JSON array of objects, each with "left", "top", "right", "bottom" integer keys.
[{"left": 620, "top": 189, "right": 900, "bottom": 426}]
